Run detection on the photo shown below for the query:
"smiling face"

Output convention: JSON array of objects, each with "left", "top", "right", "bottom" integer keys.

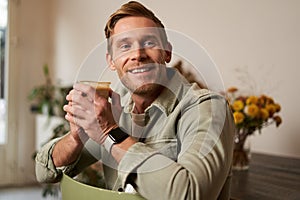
[{"left": 106, "top": 16, "right": 172, "bottom": 95}]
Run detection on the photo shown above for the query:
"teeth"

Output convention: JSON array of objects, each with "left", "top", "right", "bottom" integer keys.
[{"left": 130, "top": 67, "right": 151, "bottom": 74}]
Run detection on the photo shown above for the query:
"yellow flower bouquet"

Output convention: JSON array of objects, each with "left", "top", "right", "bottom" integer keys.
[
  {"left": 227, "top": 87, "right": 282, "bottom": 132},
  {"left": 226, "top": 87, "right": 282, "bottom": 170}
]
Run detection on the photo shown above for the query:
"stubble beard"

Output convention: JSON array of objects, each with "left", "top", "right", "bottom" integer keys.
[{"left": 121, "top": 64, "right": 167, "bottom": 96}]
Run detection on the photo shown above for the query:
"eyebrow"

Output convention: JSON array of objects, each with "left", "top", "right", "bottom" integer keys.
[
  {"left": 114, "top": 37, "right": 131, "bottom": 47},
  {"left": 142, "top": 35, "right": 160, "bottom": 42},
  {"left": 113, "top": 34, "right": 161, "bottom": 46}
]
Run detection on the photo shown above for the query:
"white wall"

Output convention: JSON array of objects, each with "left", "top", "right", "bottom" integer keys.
[{"left": 9, "top": 0, "right": 300, "bottom": 184}]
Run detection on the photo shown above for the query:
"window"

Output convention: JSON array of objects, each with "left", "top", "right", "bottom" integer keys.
[{"left": 0, "top": 0, "right": 8, "bottom": 144}]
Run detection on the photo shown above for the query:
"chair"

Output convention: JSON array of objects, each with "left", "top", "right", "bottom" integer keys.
[{"left": 60, "top": 173, "right": 145, "bottom": 200}]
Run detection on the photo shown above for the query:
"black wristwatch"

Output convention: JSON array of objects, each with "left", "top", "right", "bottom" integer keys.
[{"left": 103, "top": 127, "right": 129, "bottom": 153}]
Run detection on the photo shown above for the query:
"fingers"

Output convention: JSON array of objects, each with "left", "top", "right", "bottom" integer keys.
[
  {"left": 69, "top": 122, "right": 89, "bottom": 144},
  {"left": 67, "top": 89, "right": 94, "bottom": 104},
  {"left": 67, "top": 83, "right": 94, "bottom": 102},
  {"left": 110, "top": 90, "right": 122, "bottom": 123},
  {"left": 65, "top": 111, "right": 94, "bottom": 132},
  {"left": 63, "top": 102, "right": 91, "bottom": 121},
  {"left": 111, "top": 90, "right": 121, "bottom": 106},
  {"left": 64, "top": 101, "right": 100, "bottom": 128},
  {"left": 69, "top": 83, "right": 110, "bottom": 106},
  {"left": 73, "top": 83, "right": 97, "bottom": 100}
]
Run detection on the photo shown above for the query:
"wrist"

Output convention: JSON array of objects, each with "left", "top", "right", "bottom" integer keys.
[
  {"left": 69, "top": 122, "right": 90, "bottom": 143},
  {"left": 111, "top": 137, "right": 137, "bottom": 163},
  {"left": 102, "top": 124, "right": 119, "bottom": 135},
  {"left": 103, "top": 127, "right": 129, "bottom": 153},
  {"left": 70, "top": 128, "right": 88, "bottom": 145}
]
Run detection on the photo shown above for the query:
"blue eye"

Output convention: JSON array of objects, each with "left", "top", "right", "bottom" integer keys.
[
  {"left": 143, "top": 40, "right": 156, "bottom": 48},
  {"left": 120, "top": 44, "right": 131, "bottom": 51}
]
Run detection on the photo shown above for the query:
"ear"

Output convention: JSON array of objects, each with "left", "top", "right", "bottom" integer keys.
[
  {"left": 106, "top": 53, "right": 116, "bottom": 70},
  {"left": 164, "top": 42, "right": 172, "bottom": 63}
]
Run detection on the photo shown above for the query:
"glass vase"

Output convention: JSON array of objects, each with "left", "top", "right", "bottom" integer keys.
[{"left": 232, "top": 130, "right": 252, "bottom": 170}]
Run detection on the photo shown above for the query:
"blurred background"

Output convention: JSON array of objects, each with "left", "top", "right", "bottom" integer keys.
[{"left": 0, "top": 0, "right": 299, "bottom": 190}]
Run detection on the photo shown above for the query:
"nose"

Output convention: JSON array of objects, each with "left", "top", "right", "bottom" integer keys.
[{"left": 130, "top": 46, "right": 147, "bottom": 62}]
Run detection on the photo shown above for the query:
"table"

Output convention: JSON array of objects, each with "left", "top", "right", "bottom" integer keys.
[{"left": 230, "top": 153, "right": 300, "bottom": 200}]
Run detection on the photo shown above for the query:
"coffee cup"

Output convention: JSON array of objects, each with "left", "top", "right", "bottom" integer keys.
[{"left": 79, "top": 81, "right": 111, "bottom": 99}]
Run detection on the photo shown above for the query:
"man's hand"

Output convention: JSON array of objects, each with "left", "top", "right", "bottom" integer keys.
[{"left": 63, "top": 83, "right": 121, "bottom": 144}]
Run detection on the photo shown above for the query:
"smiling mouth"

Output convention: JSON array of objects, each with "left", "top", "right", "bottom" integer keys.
[{"left": 127, "top": 66, "right": 154, "bottom": 74}]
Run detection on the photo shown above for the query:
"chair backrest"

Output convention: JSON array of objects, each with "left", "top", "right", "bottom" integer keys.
[{"left": 60, "top": 173, "right": 145, "bottom": 200}]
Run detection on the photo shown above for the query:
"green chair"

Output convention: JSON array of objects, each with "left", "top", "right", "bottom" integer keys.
[{"left": 61, "top": 173, "right": 145, "bottom": 200}]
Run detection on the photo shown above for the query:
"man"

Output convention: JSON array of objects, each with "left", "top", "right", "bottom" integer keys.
[{"left": 35, "top": 1, "right": 234, "bottom": 199}]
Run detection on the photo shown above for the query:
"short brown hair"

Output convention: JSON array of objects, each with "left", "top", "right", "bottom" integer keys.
[{"left": 105, "top": 1, "right": 168, "bottom": 51}]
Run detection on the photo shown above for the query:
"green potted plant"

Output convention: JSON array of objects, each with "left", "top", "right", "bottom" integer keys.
[{"left": 28, "top": 64, "right": 58, "bottom": 116}]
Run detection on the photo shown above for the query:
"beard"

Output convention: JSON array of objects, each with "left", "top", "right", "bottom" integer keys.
[
  {"left": 120, "top": 63, "right": 168, "bottom": 95},
  {"left": 132, "top": 83, "right": 164, "bottom": 96}
]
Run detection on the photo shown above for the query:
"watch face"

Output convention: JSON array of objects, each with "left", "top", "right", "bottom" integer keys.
[{"left": 109, "top": 128, "right": 129, "bottom": 143}]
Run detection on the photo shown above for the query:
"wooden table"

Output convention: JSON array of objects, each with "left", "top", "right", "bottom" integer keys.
[{"left": 230, "top": 153, "right": 300, "bottom": 200}]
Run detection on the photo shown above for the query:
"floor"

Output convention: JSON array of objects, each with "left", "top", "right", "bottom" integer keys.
[{"left": 0, "top": 186, "right": 61, "bottom": 200}]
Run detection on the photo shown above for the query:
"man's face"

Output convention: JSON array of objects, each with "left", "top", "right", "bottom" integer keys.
[{"left": 106, "top": 16, "right": 172, "bottom": 95}]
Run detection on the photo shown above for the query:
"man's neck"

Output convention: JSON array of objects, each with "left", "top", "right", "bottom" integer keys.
[{"left": 131, "top": 85, "right": 164, "bottom": 114}]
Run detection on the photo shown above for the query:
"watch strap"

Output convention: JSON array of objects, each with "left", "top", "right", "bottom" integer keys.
[
  {"left": 103, "top": 136, "right": 115, "bottom": 153},
  {"left": 108, "top": 127, "right": 129, "bottom": 143},
  {"left": 103, "top": 127, "right": 129, "bottom": 153}
]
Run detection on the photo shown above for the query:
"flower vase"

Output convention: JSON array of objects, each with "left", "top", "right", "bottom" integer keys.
[{"left": 232, "top": 130, "right": 252, "bottom": 170}]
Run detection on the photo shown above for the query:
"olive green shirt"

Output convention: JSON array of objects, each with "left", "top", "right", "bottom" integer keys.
[{"left": 35, "top": 69, "right": 235, "bottom": 200}]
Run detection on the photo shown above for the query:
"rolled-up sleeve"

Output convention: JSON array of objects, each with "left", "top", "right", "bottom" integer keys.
[
  {"left": 35, "top": 135, "right": 99, "bottom": 183},
  {"left": 35, "top": 137, "right": 63, "bottom": 183}
]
